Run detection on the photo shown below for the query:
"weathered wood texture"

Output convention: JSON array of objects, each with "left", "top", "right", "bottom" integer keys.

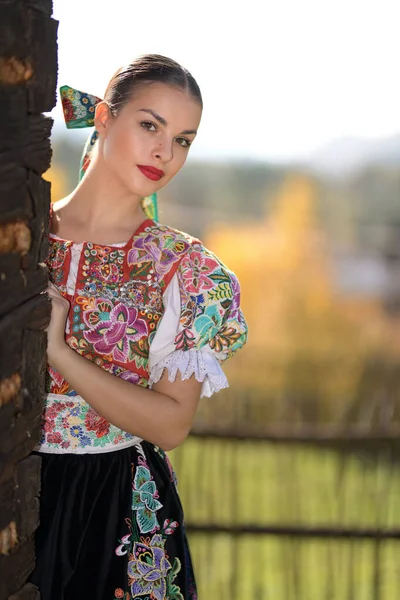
[{"left": 0, "top": 0, "right": 57, "bottom": 598}]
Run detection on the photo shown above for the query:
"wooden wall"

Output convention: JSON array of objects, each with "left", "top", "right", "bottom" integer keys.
[{"left": 0, "top": 1, "right": 57, "bottom": 597}]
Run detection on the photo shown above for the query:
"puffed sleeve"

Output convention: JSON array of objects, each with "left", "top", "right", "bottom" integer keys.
[{"left": 148, "top": 242, "right": 248, "bottom": 397}]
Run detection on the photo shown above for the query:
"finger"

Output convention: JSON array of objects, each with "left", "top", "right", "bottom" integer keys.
[
  {"left": 47, "top": 284, "right": 63, "bottom": 297},
  {"left": 46, "top": 290, "right": 64, "bottom": 303}
]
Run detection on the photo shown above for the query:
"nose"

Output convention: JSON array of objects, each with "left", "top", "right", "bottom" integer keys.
[{"left": 153, "top": 135, "right": 173, "bottom": 163}]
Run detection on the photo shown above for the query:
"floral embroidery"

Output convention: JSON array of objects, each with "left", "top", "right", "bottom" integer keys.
[
  {"left": 84, "top": 407, "right": 110, "bottom": 438},
  {"left": 82, "top": 245, "right": 125, "bottom": 284},
  {"left": 47, "top": 239, "right": 71, "bottom": 289},
  {"left": 62, "top": 97, "right": 75, "bottom": 122},
  {"left": 179, "top": 297, "right": 196, "bottom": 328},
  {"left": 166, "top": 557, "right": 185, "bottom": 600},
  {"left": 42, "top": 221, "right": 247, "bottom": 454},
  {"left": 83, "top": 301, "right": 148, "bottom": 363},
  {"left": 88, "top": 259, "right": 120, "bottom": 283},
  {"left": 225, "top": 271, "right": 241, "bottom": 321},
  {"left": 127, "top": 231, "right": 190, "bottom": 278},
  {"left": 174, "top": 329, "right": 196, "bottom": 351},
  {"left": 116, "top": 534, "right": 132, "bottom": 557},
  {"left": 45, "top": 223, "right": 195, "bottom": 403},
  {"left": 132, "top": 466, "right": 163, "bottom": 534},
  {"left": 209, "top": 324, "right": 243, "bottom": 353},
  {"left": 46, "top": 432, "right": 62, "bottom": 444},
  {"left": 118, "top": 281, "right": 164, "bottom": 314},
  {"left": 116, "top": 517, "right": 183, "bottom": 599},
  {"left": 116, "top": 367, "right": 141, "bottom": 385},
  {"left": 180, "top": 250, "right": 218, "bottom": 294},
  {"left": 40, "top": 398, "right": 135, "bottom": 451},
  {"left": 128, "top": 534, "right": 171, "bottom": 599},
  {"left": 175, "top": 244, "right": 247, "bottom": 358},
  {"left": 162, "top": 519, "right": 179, "bottom": 535},
  {"left": 60, "top": 85, "right": 102, "bottom": 128},
  {"left": 112, "top": 445, "right": 188, "bottom": 599},
  {"left": 194, "top": 304, "right": 222, "bottom": 342}
]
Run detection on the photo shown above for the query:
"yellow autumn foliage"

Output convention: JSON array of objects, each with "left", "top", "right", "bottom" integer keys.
[
  {"left": 43, "top": 164, "right": 69, "bottom": 203},
  {"left": 204, "top": 174, "right": 393, "bottom": 412}
]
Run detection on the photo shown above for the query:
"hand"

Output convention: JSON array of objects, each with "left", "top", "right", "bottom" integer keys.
[{"left": 45, "top": 281, "right": 70, "bottom": 366}]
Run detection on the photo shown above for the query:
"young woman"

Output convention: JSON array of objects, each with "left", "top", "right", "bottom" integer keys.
[{"left": 30, "top": 54, "right": 247, "bottom": 600}]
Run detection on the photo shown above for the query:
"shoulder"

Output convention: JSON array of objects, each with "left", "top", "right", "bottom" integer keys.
[
  {"left": 127, "top": 221, "right": 206, "bottom": 287},
  {"left": 148, "top": 225, "right": 247, "bottom": 358},
  {"left": 173, "top": 233, "right": 246, "bottom": 356},
  {"left": 147, "top": 221, "right": 202, "bottom": 249},
  {"left": 149, "top": 222, "right": 229, "bottom": 270},
  {"left": 130, "top": 221, "right": 200, "bottom": 253},
  {"left": 130, "top": 220, "right": 240, "bottom": 293},
  {"left": 132, "top": 220, "right": 226, "bottom": 269},
  {"left": 170, "top": 226, "right": 241, "bottom": 315}
]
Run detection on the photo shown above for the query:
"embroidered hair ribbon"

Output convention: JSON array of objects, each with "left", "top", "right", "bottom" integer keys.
[{"left": 59, "top": 85, "right": 158, "bottom": 221}]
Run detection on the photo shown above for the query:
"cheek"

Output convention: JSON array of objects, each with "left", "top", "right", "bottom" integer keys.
[
  {"left": 122, "top": 134, "right": 137, "bottom": 160},
  {"left": 171, "top": 149, "right": 189, "bottom": 175},
  {"left": 104, "top": 126, "right": 142, "bottom": 168}
]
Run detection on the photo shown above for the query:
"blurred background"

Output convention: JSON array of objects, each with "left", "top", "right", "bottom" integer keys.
[{"left": 48, "top": 0, "right": 400, "bottom": 597}]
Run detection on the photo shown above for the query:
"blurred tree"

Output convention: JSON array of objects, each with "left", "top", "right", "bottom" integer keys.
[{"left": 205, "top": 174, "right": 393, "bottom": 424}]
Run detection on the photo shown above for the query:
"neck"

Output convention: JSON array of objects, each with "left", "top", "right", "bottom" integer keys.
[{"left": 66, "top": 156, "right": 145, "bottom": 231}]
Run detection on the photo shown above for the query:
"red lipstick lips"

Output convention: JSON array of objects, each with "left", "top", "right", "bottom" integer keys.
[{"left": 137, "top": 165, "right": 165, "bottom": 181}]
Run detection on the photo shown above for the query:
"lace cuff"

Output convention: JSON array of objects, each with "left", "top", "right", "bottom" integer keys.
[{"left": 148, "top": 349, "right": 229, "bottom": 398}]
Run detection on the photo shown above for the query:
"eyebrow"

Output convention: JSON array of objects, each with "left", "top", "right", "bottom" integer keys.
[{"left": 137, "top": 108, "right": 197, "bottom": 135}]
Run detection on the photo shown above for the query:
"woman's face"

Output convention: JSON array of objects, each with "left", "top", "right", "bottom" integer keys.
[{"left": 94, "top": 82, "right": 202, "bottom": 197}]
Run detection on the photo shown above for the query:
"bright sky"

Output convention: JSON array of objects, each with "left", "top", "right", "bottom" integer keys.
[{"left": 52, "top": 0, "right": 400, "bottom": 163}]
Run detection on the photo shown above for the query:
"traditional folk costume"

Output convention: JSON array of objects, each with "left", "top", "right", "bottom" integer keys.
[{"left": 30, "top": 86, "right": 248, "bottom": 600}]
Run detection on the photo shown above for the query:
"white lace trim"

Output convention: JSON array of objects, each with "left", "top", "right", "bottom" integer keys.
[{"left": 148, "top": 349, "right": 229, "bottom": 398}]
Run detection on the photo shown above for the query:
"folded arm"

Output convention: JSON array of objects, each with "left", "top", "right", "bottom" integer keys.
[{"left": 46, "top": 283, "right": 201, "bottom": 451}]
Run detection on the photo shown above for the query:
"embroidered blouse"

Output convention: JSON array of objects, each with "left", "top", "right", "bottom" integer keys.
[{"left": 36, "top": 219, "right": 247, "bottom": 454}]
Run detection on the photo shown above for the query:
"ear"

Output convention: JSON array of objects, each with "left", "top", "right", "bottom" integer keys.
[{"left": 94, "top": 101, "right": 113, "bottom": 134}]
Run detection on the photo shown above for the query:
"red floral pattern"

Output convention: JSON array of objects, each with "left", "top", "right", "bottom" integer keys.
[{"left": 84, "top": 408, "right": 111, "bottom": 438}]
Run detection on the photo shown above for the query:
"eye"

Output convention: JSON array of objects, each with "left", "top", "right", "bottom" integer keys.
[
  {"left": 175, "top": 137, "right": 192, "bottom": 148},
  {"left": 140, "top": 121, "right": 157, "bottom": 132}
]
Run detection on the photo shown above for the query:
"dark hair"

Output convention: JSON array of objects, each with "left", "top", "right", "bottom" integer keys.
[{"left": 104, "top": 54, "right": 202, "bottom": 114}]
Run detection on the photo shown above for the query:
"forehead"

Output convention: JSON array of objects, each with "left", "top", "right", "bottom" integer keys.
[{"left": 123, "top": 82, "right": 202, "bottom": 128}]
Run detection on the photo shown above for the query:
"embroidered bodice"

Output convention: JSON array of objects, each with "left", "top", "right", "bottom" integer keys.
[{"left": 37, "top": 219, "right": 247, "bottom": 453}]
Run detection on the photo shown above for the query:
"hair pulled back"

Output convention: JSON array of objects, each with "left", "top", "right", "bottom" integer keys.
[{"left": 104, "top": 54, "right": 202, "bottom": 115}]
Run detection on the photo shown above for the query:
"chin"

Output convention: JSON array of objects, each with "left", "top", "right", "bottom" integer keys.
[
  {"left": 128, "top": 178, "right": 163, "bottom": 198},
  {"left": 124, "top": 183, "right": 157, "bottom": 198},
  {"left": 140, "top": 184, "right": 164, "bottom": 197}
]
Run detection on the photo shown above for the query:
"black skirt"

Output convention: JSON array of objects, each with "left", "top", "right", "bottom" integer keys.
[{"left": 30, "top": 442, "right": 197, "bottom": 600}]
